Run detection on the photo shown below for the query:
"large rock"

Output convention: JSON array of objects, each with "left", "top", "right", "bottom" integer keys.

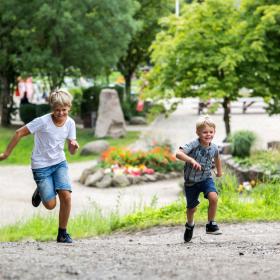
[
  {"left": 95, "top": 89, "right": 126, "bottom": 138},
  {"left": 130, "top": 116, "right": 147, "bottom": 125},
  {"left": 85, "top": 169, "right": 104, "bottom": 187},
  {"left": 79, "top": 163, "right": 99, "bottom": 184},
  {"left": 80, "top": 140, "right": 109, "bottom": 156},
  {"left": 112, "top": 174, "right": 130, "bottom": 187},
  {"left": 95, "top": 174, "right": 113, "bottom": 188}
]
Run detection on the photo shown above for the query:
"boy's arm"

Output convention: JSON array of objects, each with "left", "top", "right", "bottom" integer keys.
[
  {"left": 0, "top": 126, "right": 30, "bottom": 160},
  {"left": 176, "top": 148, "right": 201, "bottom": 170},
  {"left": 214, "top": 154, "right": 222, "bottom": 177},
  {"left": 67, "top": 139, "right": 79, "bottom": 155}
]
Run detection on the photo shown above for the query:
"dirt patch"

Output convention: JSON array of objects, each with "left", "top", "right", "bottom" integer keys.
[{"left": 1, "top": 222, "right": 280, "bottom": 280}]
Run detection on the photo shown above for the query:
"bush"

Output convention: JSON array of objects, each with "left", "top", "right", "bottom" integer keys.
[
  {"left": 36, "top": 104, "right": 51, "bottom": 117},
  {"left": 69, "top": 88, "right": 83, "bottom": 117},
  {"left": 229, "top": 130, "right": 256, "bottom": 158},
  {"left": 19, "top": 103, "right": 51, "bottom": 124},
  {"left": 19, "top": 104, "right": 37, "bottom": 124}
]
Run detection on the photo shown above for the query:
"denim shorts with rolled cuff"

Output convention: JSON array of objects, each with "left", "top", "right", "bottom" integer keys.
[
  {"left": 184, "top": 178, "right": 217, "bottom": 209},
  {"left": 32, "top": 161, "right": 72, "bottom": 203}
]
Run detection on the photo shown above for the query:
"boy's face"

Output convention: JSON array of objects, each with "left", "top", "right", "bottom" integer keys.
[
  {"left": 52, "top": 105, "right": 70, "bottom": 122},
  {"left": 196, "top": 125, "right": 215, "bottom": 145}
]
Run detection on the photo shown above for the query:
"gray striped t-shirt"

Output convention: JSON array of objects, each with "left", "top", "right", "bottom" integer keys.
[{"left": 180, "top": 139, "right": 219, "bottom": 185}]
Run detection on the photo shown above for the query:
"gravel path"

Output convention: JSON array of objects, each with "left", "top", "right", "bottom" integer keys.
[{"left": 1, "top": 222, "right": 280, "bottom": 280}]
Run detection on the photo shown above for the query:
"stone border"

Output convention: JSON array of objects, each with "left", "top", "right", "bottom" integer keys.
[
  {"left": 221, "top": 154, "right": 267, "bottom": 182},
  {"left": 79, "top": 165, "right": 181, "bottom": 188}
]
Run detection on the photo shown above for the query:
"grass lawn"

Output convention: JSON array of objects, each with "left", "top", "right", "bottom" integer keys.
[{"left": 0, "top": 126, "right": 140, "bottom": 165}]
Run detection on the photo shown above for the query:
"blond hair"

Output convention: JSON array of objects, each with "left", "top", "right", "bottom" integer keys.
[
  {"left": 49, "top": 89, "right": 73, "bottom": 108},
  {"left": 196, "top": 115, "right": 216, "bottom": 131}
]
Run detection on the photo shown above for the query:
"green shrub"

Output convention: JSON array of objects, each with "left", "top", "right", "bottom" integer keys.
[
  {"left": 36, "top": 104, "right": 51, "bottom": 117},
  {"left": 229, "top": 130, "right": 256, "bottom": 158},
  {"left": 69, "top": 88, "right": 83, "bottom": 117},
  {"left": 19, "top": 103, "right": 51, "bottom": 124},
  {"left": 19, "top": 104, "right": 37, "bottom": 124}
]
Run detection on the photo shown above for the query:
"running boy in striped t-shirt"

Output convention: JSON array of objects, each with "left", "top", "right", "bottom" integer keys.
[{"left": 176, "top": 116, "right": 222, "bottom": 242}]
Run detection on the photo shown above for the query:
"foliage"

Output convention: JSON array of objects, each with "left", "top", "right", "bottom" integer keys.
[
  {"left": 117, "top": 0, "right": 173, "bottom": 97},
  {"left": 241, "top": 0, "right": 280, "bottom": 115},
  {"left": 69, "top": 88, "right": 83, "bottom": 117},
  {"left": 101, "top": 146, "right": 183, "bottom": 173},
  {"left": 0, "top": 127, "right": 140, "bottom": 165},
  {"left": 19, "top": 103, "right": 51, "bottom": 124},
  {"left": 145, "top": 0, "right": 253, "bottom": 136},
  {"left": 19, "top": 104, "right": 37, "bottom": 124},
  {"left": 229, "top": 130, "right": 256, "bottom": 158},
  {"left": 0, "top": 0, "right": 139, "bottom": 125}
]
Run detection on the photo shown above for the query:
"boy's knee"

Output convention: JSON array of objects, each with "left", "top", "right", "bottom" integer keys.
[
  {"left": 208, "top": 192, "right": 218, "bottom": 204},
  {"left": 43, "top": 199, "right": 56, "bottom": 210},
  {"left": 58, "top": 190, "right": 71, "bottom": 205},
  {"left": 187, "top": 207, "right": 197, "bottom": 214}
]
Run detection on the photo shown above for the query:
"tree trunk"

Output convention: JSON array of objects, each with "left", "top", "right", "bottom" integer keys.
[
  {"left": 222, "top": 96, "right": 231, "bottom": 139},
  {"left": 0, "top": 75, "right": 12, "bottom": 127},
  {"left": 124, "top": 74, "right": 132, "bottom": 102}
]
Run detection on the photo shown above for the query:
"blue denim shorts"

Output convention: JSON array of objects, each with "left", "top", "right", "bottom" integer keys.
[
  {"left": 32, "top": 161, "right": 71, "bottom": 203},
  {"left": 184, "top": 178, "right": 217, "bottom": 209}
]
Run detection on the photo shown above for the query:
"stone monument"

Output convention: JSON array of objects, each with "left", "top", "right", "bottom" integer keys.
[{"left": 95, "top": 88, "right": 126, "bottom": 138}]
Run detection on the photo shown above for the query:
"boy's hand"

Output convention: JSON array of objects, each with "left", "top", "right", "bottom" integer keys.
[
  {"left": 0, "top": 152, "right": 8, "bottom": 161},
  {"left": 190, "top": 159, "right": 201, "bottom": 171},
  {"left": 68, "top": 140, "right": 79, "bottom": 155}
]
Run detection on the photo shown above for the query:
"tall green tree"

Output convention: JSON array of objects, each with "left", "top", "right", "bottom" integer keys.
[
  {"left": 241, "top": 0, "right": 280, "bottom": 114},
  {"left": 0, "top": 0, "right": 138, "bottom": 126},
  {"left": 0, "top": 0, "right": 35, "bottom": 126},
  {"left": 146, "top": 0, "right": 248, "bottom": 136},
  {"left": 117, "top": 0, "right": 172, "bottom": 99},
  {"left": 28, "top": 0, "right": 139, "bottom": 89}
]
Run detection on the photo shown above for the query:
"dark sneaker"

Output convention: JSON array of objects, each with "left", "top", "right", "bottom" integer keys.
[
  {"left": 184, "top": 223, "right": 195, "bottom": 242},
  {"left": 31, "top": 188, "right": 41, "bottom": 207},
  {"left": 57, "top": 233, "right": 73, "bottom": 243},
  {"left": 206, "top": 221, "right": 222, "bottom": 235}
]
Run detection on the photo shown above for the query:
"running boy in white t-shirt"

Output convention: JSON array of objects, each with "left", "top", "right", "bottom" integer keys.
[{"left": 0, "top": 89, "right": 79, "bottom": 243}]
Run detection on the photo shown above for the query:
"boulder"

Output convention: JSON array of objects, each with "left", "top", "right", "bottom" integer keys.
[
  {"left": 95, "top": 174, "right": 113, "bottom": 188},
  {"left": 80, "top": 140, "right": 109, "bottom": 156},
  {"left": 95, "top": 89, "right": 126, "bottom": 138},
  {"left": 112, "top": 174, "right": 130, "bottom": 187},
  {"left": 85, "top": 169, "right": 104, "bottom": 187},
  {"left": 129, "top": 116, "right": 147, "bottom": 125},
  {"left": 79, "top": 163, "right": 99, "bottom": 184}
]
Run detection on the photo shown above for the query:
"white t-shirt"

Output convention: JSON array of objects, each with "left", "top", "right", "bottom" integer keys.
[{"left": 26, "top": 114, "right": 76, "bottom": 169}]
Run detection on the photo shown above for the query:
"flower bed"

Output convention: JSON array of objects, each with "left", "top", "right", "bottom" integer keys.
[{"left": 79, "top": 146, "right": 183, "bottom": 188}]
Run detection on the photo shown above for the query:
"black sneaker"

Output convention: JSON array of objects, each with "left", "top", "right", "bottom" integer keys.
[
  {"left": 57, "top": 233, "right": 73, "bottom": 243},
  {"left": 184, "top": 223, "right": 195, "bottom": 242},
  {"left": 206, "top": 221, "right": 222, "bottom": 235},
  {"left": 31, "top": 188, "right": 41, "bottom": 207}
]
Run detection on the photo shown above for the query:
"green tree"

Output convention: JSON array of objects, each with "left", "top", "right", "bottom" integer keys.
[
  {"left": 117, "top": 0, "right": 172, "bottom": 100},
  {"left": 241, "top": 0, "right": 280, "bottom": 114},
  {"left": 0, "top": 0, "right": 35, "bottom": 126},
  {"left": 28, "top": 0, "right": 139, "bottom": 89},
  {"left": 146, "top": 0, "right": 248, "bottom": 136},
  {"left": 0, "top": 0, "right": 138, "bottom": 126}
]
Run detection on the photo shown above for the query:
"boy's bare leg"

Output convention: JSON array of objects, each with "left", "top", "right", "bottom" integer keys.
[
  {"left": 187, "top": 207, "right": 196, "bottom": 224},
  {"left": 207, "top": 192, "right": 218, "bottom": 221},
  {"left": 43, "top": 199, "right": 56, "bottom": 210},
  {"left": 58, "top": 190, "right": 71, "bottom": 229}
]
